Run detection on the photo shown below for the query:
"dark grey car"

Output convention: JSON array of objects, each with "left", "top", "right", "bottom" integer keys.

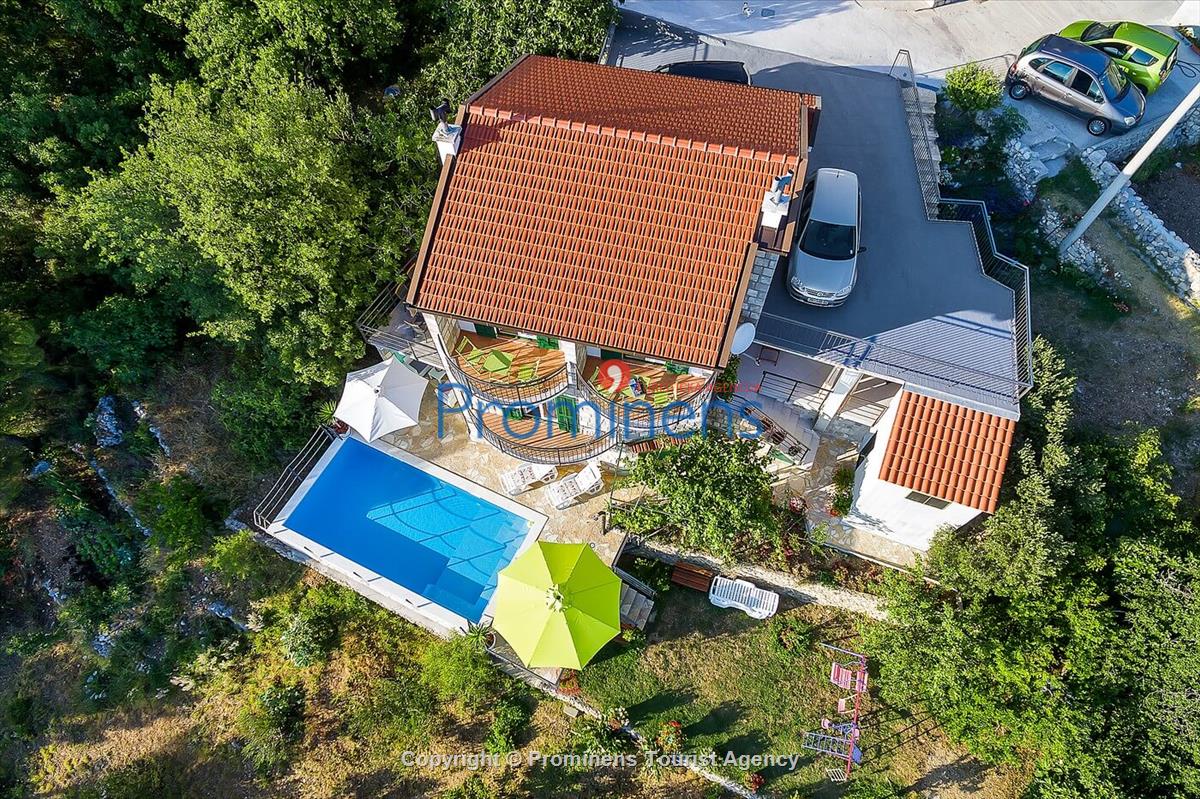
[{"left": 1006, "top": 34, "right": 1145, "bottom": 136}]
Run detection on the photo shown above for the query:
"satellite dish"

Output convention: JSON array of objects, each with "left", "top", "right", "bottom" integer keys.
[{"left": 731, "top": 322, "right": 756, "bottom": 355}]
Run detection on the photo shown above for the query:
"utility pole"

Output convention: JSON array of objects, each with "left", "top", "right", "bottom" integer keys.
[{"left": 1058, "top": 79, "right": 1200, "bottom": 255}]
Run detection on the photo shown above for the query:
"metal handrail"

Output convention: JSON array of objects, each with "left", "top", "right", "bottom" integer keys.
[
  {"left": 716, "top": 394, "right": 811, "bottom": 464},
  {"left": 887, "top": 49, "right": 1034, "bottom": 401},
  {"left": 756, "top": 311, "right": 1025, "bottom": 407},
  {"left": 938, "top": 199, "right": 1034, "bottom": 394},
  {"left": 475, "top": 413, "right": 618, "bottom": 465},
  {"left": 890, "top": 49, "right": 941, "bottom": 218},
  {"left": 446, "top": 351, "right": 572, "bottom": 406},
  {"left": 252, "top": 425, "right": 338, "bottom": 531}
]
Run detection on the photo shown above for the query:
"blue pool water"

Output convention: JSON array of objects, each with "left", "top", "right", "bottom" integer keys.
[{"left": 285, "top": 438, "right": 532, "bottom": 622}]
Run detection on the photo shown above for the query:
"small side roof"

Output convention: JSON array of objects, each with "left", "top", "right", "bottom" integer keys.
[{"left": 878, "top": 390, "right": 1015, "bottom": 513}]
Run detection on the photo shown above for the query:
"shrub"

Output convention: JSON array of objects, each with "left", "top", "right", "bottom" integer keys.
[
  {"left": 212, "top": 360, "right": 313, "bottom": 470},
  {"left": 419, "top": 630, "right": 499, "bottom": 712},
  {"left": 626, "top": 435, "right": 779, "bottom": 561},
  {"left": 208, "top": 530, "right": 295, "bottom": 596},
  {"left": 830, "top": 466, "right": 855, "bottom": 517},
  {"left": 570, "top": 714, "right": 626, "bottom": 755},
  {"left": 943, "top": 63, "right": 1002, "bottom": 114},
  {"left": 619, "top": 627, "right": 647, "bottom": 650},
  {"left": 239, "top": 679, "right": 306, "bottom": 775},
  {"left": 136, "top": 474, "right": 219, "bottom": 555},
  {"left": 767, "top": 615, "right": 815, "bottom": 657},
  {"left": 88, "top": 755, "right": 187, "bottom": 799},
  {"left": 624, "top": 556, "right": 671, "bottom": 595},
  {"left": 281, "top": 607, "right": 336, "bottom": 666},
  {"left": 347, "top": 670, "right": 437, "bottom": 747},
  {"left": 484, "top": 696, "right": 530, "bottom": 754},
  {"left": 61, "top": 294, "right": 179, "bottom": 386}
]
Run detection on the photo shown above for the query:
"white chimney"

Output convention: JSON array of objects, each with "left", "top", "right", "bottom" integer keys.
[
  {"left": 432, "top": 120, "right": 462, "bottom": 165},
  {"left": 760, "top": 170, "right": 794, "bottom": 230}
]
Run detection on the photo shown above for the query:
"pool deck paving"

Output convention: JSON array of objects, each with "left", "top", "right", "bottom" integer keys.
[{"left": 382, "top": 390, "right": 631, "bottom": 570}]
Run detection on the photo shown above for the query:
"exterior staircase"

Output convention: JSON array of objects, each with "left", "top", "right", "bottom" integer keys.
[
  {"left": 619, "top": 583, "right": 655, "bottom": 630},
  {"left": 745, "top": 392, "right": 821, "bottom": 472}
]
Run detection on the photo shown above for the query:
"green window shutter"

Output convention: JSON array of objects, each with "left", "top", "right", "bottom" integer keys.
[
  {"left": 665, "top": 362, "right": 688, "bottom": 375},
  {"left": 555, "top": 398, "right": 578, "bottom": 433},
  {"left": 474, "top": 324, "right": 498, "bottom": 339},
  {"left": 536, "top": 335, "right": 559, "bottom": 350},
  {"left": 599, "top": 349, "right": 624, "bottom": 361}
]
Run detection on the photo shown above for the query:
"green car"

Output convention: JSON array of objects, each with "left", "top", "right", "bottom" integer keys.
[{"left": 1059, "top": 20, "right": 1179, "bottom": 94}]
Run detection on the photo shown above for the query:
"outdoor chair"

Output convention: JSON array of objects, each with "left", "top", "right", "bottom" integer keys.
[
  {"left": 516, "top": 359, "right": 540, "bottom": 382},
  {"left": 709, "top": 575, "right": 779, "bottom": 620},
  {"left": 547, "top": 463, "right": 604, "bottom": 510},
  {"left": 454, "top": 336, "right": 487, "bottom": 365},
  {"left": 500, "top": 463, "right": 558, "bottom": 496}
]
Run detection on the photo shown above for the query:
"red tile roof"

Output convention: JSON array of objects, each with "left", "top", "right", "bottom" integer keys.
[
  {"left": 878, "top": 391, "right": 1015, "bottom": 513},
  {"left": 409, "top": 56, "right": 814, "bottom": 368}
]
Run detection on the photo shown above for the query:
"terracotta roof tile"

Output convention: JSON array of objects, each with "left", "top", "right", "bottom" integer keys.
[
  {"left": 471, "top": 56, "right": 813, "bottom": 162},
  {"left": 410, "top": 56, "right": 813, "bottom": 367},
  {"left": 878, "top": 391, "right": 1015, "bottom": 513}
]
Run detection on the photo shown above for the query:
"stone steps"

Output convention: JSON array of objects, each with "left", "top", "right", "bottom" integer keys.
[
  {"left": 620, "top": 584, "right": 654, "bottom": 630},
  {"left": 748, "top": 393, "right": 821, "bottom": 471}
]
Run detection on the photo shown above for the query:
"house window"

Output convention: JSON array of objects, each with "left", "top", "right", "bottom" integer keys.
[{"left": 905, "top": 491, "right": 950, "bottom": 510}]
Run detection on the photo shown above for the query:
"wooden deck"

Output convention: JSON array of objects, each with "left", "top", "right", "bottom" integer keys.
[
  {"left": 452, "top": 331, "right": 567, "bottom": 387},
  {"left": 581, "top": 355, "right": 709, "bottom": 406}
]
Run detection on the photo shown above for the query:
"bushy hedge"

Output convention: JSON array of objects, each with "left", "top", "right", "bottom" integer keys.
[{"left": 944, "top": 63, "right": 1003, "bottom": 114}]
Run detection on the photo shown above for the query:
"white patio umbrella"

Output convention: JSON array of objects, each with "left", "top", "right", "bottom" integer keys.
[{"left": 333, "top": 358, "right": 429, "bottom": 441}]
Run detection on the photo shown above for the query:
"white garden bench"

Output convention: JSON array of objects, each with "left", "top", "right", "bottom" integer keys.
[{"left": 709, "top": 575, "right": 779, "bottom": 619}]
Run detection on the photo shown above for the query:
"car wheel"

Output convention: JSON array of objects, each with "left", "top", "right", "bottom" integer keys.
[
  {"left": 1008, "top": 81, "right": 1030, "bottom": 100},
  {"left": 1087, "top": 117, "right": 1110, "bottom": 136}
]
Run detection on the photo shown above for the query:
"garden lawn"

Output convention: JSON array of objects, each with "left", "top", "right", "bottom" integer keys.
[{"left": 580, "top": 588, "right": 861, "bottom": 795}]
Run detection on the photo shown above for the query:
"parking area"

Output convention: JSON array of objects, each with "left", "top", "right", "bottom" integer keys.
[{"left": 608, "top": 11, "right": 1022, "bottom": 413}]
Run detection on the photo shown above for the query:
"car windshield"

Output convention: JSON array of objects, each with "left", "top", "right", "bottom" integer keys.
[
  {"left": 1101, "top": 61, "right": 1129, "bottom": 99},
  {"left": 1082, "top": 22, "right": 1118, "bottom": 42},
  {"left": 799, "top": 220, "right": 856, "bottom": 261}
]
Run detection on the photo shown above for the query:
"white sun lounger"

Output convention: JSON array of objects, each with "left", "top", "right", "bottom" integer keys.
[
  {"left": 709, "top": 575, "right": 779, "bottom": 619},
  {"left": 499, "top": 463, "right": 558, "bottom": 496},
  {"left": 547, "top": 463, "right": 604, "bottom": 509}
]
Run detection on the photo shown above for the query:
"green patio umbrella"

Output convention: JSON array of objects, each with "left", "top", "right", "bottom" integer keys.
[{"left": 491, "top": 541, "right": 621, "bottom": 670}]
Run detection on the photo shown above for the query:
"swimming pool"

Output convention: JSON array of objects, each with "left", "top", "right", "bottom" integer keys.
[{"left": 273, "top": 436, "right": 543, "bottom": 628}]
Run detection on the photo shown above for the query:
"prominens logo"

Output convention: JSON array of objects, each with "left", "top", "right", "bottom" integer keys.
[{"left": 596, "top": 359, "right": 631, "bottom": 394}]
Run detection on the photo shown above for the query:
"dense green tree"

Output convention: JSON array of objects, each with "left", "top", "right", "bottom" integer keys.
[
  {"left": 623, "top": 435, "right": 779, "bottom": 561},
  {"left": 420, "top": 0, "right": 617, "bottom": 102},
  {"left": 0, "top": 0, "right": 184, "bottom": 194},
  {"left": 866, "top": 337, "right": 1200, "bottom": 797}
]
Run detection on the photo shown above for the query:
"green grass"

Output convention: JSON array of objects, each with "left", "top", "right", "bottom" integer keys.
[{"left": 579, "top": 590, "right": 862, "bottom": 794}]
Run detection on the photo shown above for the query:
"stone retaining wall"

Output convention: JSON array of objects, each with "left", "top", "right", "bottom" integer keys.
[
  {"left": 1081, "top": 147, "right": 1200, "bottom": 306},
  {"left": 1096, "top": 105, "right": 1200, "bottom": 162}
]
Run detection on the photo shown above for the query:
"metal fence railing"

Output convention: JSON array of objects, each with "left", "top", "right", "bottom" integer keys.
[
  {"left": 939, "top": 199, "right": 1035, "bottom": 394},
  {"left": 889, "top": 49, "right": 1034, "bottom": 401},
  {"left": 252, "top": 425, "right": 338, "bottom": 531},
  {"left": 890, "top": 49, "right": 941, "bottom": 218},
  {"left": 446, "top": 355, "right": 572, "bottom": 407}
]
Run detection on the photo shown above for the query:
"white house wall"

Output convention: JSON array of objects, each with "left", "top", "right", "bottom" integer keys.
[{"left": 846, "top": 392, "right": 980, "bottom": 551}]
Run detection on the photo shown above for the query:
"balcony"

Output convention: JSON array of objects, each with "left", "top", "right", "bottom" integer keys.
[
  {"left": 579, "top": 355, "right": 714, "bottom": 434},
  {"left": 477, "top": 408, "right": 616, "bottom": 465},
  {"left": 447, "top": 331, "right": 571, "bottom": 405}
]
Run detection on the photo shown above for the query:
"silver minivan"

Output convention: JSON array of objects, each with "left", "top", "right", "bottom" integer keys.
[
  {"left": 1007, "top": 34, "right": 1145, "bottom": 136},
  {"left": 787, "top": 168, "right": 862, "bottom": 307}
]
